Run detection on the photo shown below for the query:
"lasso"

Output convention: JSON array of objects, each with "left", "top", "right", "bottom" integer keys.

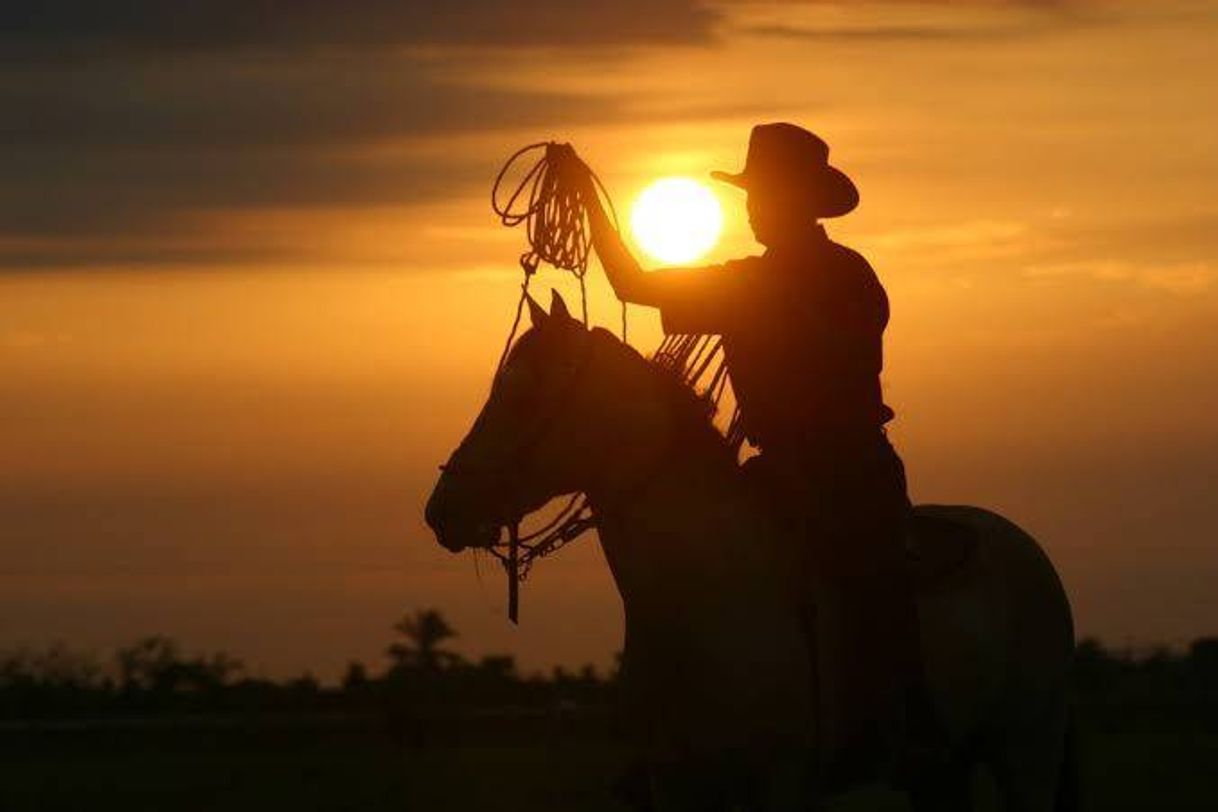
[{"left": 490, "top": 142, "right": 625, "bottom": 373}]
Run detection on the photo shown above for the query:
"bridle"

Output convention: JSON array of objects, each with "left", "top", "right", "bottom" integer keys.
[
  {"left": 440, "top": 330, "right": 598, "bottom": 623},
  {"left": 441, "top": 326, "right": 739, "bottom": 624}
]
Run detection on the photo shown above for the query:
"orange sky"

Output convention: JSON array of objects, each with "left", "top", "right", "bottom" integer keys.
[{"left": 2, "top": 1, "right": 1217, "bottom": 680}]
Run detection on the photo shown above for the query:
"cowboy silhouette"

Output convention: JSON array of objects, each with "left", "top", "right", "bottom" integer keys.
[{"left": 573, "top": 123, "right": 940, "bottom": 766}]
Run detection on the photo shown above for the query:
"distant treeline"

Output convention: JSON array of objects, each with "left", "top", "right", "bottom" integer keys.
[
  {"left": 0, "top": 609, "right": 611, "bottom": 721},
  {"left": 2, "top": 609, "right": 1215, "bottom": 722}
]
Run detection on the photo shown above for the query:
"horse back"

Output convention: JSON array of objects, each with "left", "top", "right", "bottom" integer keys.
[{"left": 907, "top": 505, "right": 982, "bottom": 589}]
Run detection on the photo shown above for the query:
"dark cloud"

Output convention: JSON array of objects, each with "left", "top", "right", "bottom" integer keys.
[
  {"left": 4, "top": 1, "right": 720, "bottom": 54},
  {"left": 0, "top": 58, "right": 613, "bottom": 151},
  {"left": 742, "top": 23, "right": 1034, "bottom": 42},
  {"left": 0, "top": 0, "right": 1104, "bottom": 270},
  {"left": 0, "top": 1, "right": 726, "bottom": 270},
  {"left": 0, "top": 50, "right": 630, "bottom": 269},
  {"left": 770, "top": 0, "right": 1083, "bottom": 7},
  {"left": 740, "top": 0, "right": 1103, "bottom": 42},
  {"left": 0, "top": 144, "right": 508, "bottom": 270}
]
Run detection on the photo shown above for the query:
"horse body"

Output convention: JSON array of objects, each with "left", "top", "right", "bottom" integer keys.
[
  {"left": 426, "top": 300, "right": 1075, "bottom": 811},
  {"left": 588, "top": 405, "right": 1074, "bottom": 810},
  {"left": 912, "top": 504, "right": 1076, "bottom": 811}
]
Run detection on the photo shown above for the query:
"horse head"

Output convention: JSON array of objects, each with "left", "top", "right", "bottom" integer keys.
[{"left": 426, "top": 290, "right": 619, "bottom": 553}]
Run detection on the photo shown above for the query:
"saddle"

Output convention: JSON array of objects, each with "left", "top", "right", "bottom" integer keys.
[{"left": 905, "top": 508, "right": 979, "bottom": 589}]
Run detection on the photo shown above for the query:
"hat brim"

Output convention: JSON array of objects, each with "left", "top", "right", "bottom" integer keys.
[{"left": 710, "top": 165, "right": 859, "bottom": 218}]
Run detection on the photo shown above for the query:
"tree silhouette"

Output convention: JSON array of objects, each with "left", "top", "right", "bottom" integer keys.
[
  {"left": 116, "top": 636, "right": 241, "bottom": 694},
  {"left": 386, "top": 609, "right": 461, "bottom": 674},
  {"left": 1189, "top": 637, "right": 1218, "bottom": 684},
  {"left": 342, "top": 660, "right": 370, "bottom": 691},
  {"left": 117, "top": 636, "right": 181, "bottom": 692}
]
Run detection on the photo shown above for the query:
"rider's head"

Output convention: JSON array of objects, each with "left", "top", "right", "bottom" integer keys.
[
  {"left": 712, "top": 123, "right": 858, "bottom": 248},
  {"left": 745, "top": 184, "right": 821, "bottom": 248}
]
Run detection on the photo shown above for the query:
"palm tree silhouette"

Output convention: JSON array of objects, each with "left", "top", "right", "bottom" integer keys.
[{"left": 386, "top": 609, "right": 460, "bottom": 674}]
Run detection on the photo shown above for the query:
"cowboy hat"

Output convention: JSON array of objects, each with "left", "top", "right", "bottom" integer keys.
[{"left": 711, "top": 123, "right": 859, "bottom": 218}]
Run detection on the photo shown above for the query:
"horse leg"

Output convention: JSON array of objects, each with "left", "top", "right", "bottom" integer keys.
[
  {"left": 907, "top": 757, "right": 975, "bottom": 812},
  {"left": 751, "top": 751, "right": 818, "bottom": 812},
  {"left": 648, "top": 755, "right": 746, "bottom": 812},
  {"left": 989, "top": 699, "right": 1070, "bottom": 812},
  {"left": 646, "top": 756, "right": 816, "bottom": 812},
  {"left": 613, "top": 760, "right": 655, "bottom": 811}
]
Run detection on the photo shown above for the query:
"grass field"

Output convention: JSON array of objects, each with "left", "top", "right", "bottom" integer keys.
[{"left": 2, "top": 703, "right": 1215, "bottom": 811}]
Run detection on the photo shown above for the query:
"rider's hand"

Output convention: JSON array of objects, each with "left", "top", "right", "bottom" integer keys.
[
  {"left": 552, "top": 143, "right": 595, "bottom": 195},
  {"left": 555, "top": 142, "right": 583, "bottom": 167}
]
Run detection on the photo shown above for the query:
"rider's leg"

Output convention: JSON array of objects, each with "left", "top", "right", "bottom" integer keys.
[
  {"left": 816, "top": 437, "right": 945, "bottom": 774},
  {"left": 867, "top": 439, "right": 950, "bottom": 772}
]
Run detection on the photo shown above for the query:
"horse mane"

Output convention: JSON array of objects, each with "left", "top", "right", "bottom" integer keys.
[
  {"left": 590, "top": 327, "right": 736, "bottom": 461},
  {"left": 504, "top": 321, "right": 737, "bottom": 462}
]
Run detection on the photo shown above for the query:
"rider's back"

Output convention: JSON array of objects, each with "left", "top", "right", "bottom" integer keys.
[{"left": 658, "top": 224, "right": 893, "bottom": 454}]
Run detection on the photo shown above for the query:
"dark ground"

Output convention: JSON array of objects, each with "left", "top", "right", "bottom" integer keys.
[
  {"left": 2, "top": 698, "right": 1215, "bottom": 811},
  {"left": 3, "top": 629, "right": 1215, "bottom": 810}
]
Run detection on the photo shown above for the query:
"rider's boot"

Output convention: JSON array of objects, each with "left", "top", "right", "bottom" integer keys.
[
  {"left": 881, "top": 660, "right": 953, "bottom": 788},
  {"left": 876, "top": 564, "right": 953, "bottom": 784}
]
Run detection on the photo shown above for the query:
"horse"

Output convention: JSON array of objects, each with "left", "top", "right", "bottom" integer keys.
[{"left": 425, "top": 291, "right": 1076, "bottom": 812}]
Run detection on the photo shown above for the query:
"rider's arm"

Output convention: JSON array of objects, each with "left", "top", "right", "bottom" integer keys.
[
  {"left": 570, "top": 150, "right": 721, "bottom": 311},
  {"left": 566, "top": 147, "right": 748, "bottom": 336},
  {"left": 586, "top": 194, "right": 748, "bottom": 338},
  {"left": 585, "top": 200, "right": 649, "bottom": 305},
  {"left": 583, "top": 184, "right": 697, "bottom": 308}
]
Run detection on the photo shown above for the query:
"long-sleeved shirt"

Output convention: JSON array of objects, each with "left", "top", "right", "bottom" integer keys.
[{"left": 657, "top": 225, "right": 894, "bottom": 454}]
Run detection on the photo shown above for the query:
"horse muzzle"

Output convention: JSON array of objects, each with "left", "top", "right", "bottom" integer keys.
[{"left": 425, "top": 471, "right": 504, "bottom": 553}]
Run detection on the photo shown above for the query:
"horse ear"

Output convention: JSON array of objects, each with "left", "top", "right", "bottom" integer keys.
[
  {"left": 526, "top": 293, "right": 548, "bottom": 328},
  {"left": 550, "top": 289, "right": 572, "bottom": 322}
]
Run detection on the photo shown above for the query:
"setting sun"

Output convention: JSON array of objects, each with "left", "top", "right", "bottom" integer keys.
[{"left": 629, "top": 177, "right": 723, "bottom": 265}]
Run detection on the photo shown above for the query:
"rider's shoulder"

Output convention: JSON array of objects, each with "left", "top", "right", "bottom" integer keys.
[
  {"left": 825, "top": 239, "right": 885, "bottom": 294},
  {"left": 824, "top": 237, "right": 875, "bottom": 273},
  {"left": 720, "top": 255, "right": 765, "bottom": 274},
  {"left": 822, "top": 238, "right": 887, "bottom": 315}
]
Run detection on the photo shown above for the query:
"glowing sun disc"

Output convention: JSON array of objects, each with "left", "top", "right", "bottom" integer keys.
[{"left": 630, "top": 177, "right": 723, "bottom": 264}]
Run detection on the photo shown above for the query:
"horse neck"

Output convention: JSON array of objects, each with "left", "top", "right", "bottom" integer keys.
[
  {"left": 579, "top": 359, "right": 754, "bottom": 606},
  {"left": 578, "top": 343, "right": 734, "bottom": 516}
]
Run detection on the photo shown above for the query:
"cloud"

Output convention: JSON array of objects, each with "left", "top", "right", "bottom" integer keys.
[
  {"left": 0, "top": 48, "right": 633, "bottom": 269},
  {"left": 741, "top": 22, "right": 1060, "bottom": 42},
  {"left": 1025, "top": 259, "right": 1216, "bottom": 296},
  {"left": 0, "top": 142, "right": 520, "bottom": 269},
  {"left": 732, "top": 0, "right": 1104, "bottom": 42},
  {"left": 0, "top": 0, "right": 1175, "bottom": 271},
  {"left": 5, "top": 1, "right": 721, "bottom": 54},
  {"left": 0, "top": 2, "right": 734, "bottom": 270},
  {"left": 0, "top": 55, "right": 619, "bottom": 151}
]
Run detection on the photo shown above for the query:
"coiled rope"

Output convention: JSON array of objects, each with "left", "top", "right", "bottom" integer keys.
[
  {"left": 487, "top": 142, "right": 622, "bottom": 622},
  {"left": 491, "top": 142, "right": 625, "bottom": 374}
]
